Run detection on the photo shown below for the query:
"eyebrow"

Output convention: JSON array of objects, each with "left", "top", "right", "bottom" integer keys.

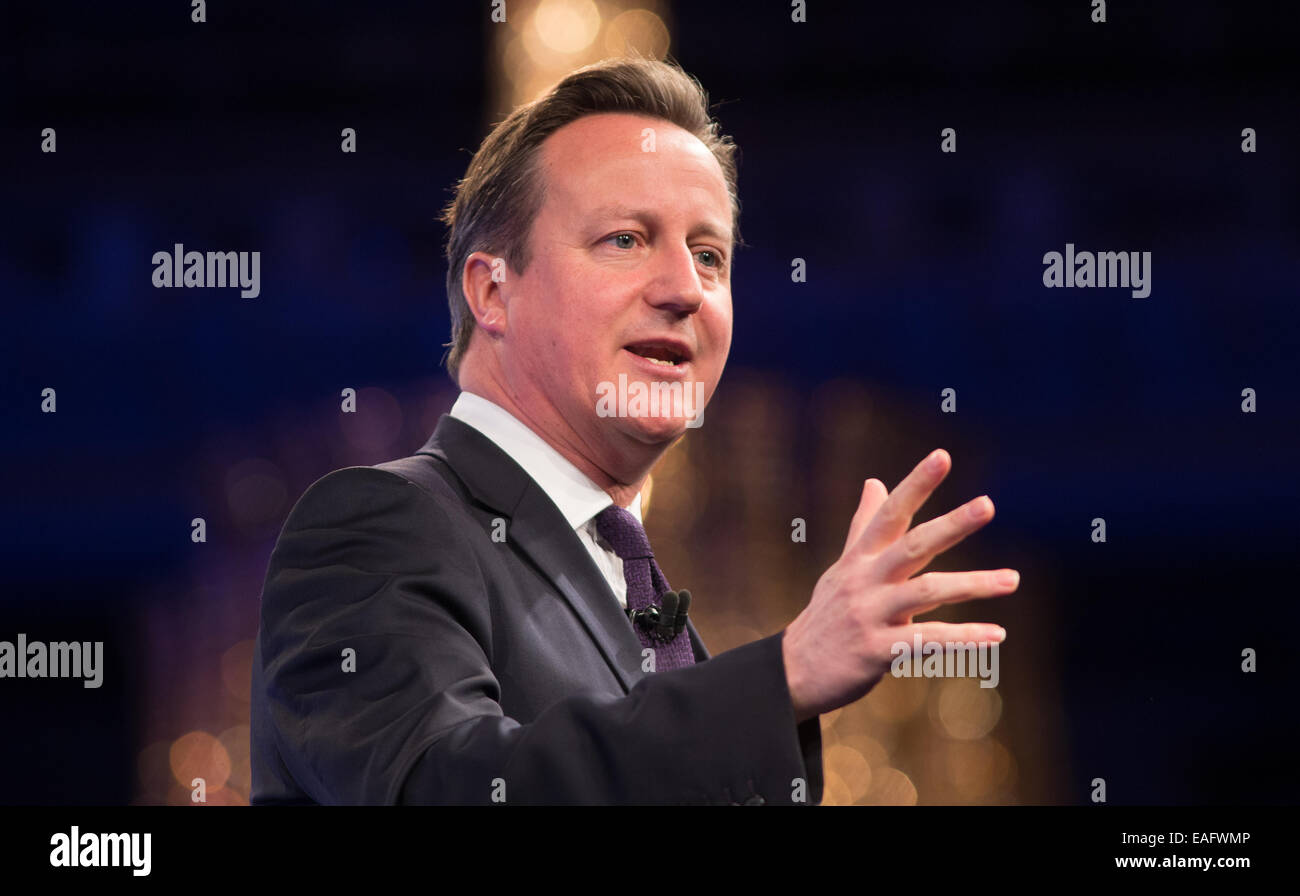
[{"left": 588, "top": 203, "right": 733, "bottom": 246}]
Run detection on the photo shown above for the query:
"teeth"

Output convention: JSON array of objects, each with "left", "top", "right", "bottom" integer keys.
[{"left": 627, "top": 345, "right": 684, "bottom": 366}]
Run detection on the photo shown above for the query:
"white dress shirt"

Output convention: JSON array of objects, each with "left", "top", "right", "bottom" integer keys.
[{"left": 447, "top": 391, "right": 640, "bottom": 609}]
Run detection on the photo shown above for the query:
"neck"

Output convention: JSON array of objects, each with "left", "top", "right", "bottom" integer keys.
[{"left": 458, "top": 363, "right": 655, "bottom": 507}]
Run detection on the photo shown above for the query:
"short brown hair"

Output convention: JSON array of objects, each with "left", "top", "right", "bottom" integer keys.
[{"left": 440, "top": 57, "right": 740, "bottom": 382}]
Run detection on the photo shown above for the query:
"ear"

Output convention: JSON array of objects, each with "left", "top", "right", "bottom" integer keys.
[{"left": 461, "top": 251, "right": 511, "bottom": 337}]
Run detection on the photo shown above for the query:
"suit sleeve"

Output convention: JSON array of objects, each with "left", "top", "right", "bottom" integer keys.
[{"left": 257, "top": 466, "right": 823, "bottom": 805}]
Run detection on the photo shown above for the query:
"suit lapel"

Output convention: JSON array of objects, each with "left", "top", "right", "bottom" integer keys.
[{"left": 416, "top": 415, "right": 650, "bottom": 693}]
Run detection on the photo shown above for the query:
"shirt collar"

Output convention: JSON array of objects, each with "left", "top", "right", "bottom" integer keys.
[{"left": 447, "top": 391, "right": 642, "bottom": 529}]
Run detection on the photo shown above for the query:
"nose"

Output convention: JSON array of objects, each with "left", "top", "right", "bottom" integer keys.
[{"left": 645, "top": 241, "right": 705, "bottom": 315}]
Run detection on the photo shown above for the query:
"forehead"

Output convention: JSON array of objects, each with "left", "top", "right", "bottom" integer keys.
[{"left": 535, "top": 112, "right": 733, "bottom": 237}]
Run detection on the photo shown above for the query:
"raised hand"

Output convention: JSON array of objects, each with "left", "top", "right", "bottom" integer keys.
[{"left": 781, "top": 449, "right": 1019, "bottom": 723}]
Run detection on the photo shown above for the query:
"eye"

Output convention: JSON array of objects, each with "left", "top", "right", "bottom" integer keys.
[
  {"left": 607, "top": 233, "right": 637, "bottom": 249},
  {"left": 696, "top": 248, "right": 728, "bottom": 272}
]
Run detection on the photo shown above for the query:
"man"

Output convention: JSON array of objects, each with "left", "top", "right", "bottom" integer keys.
[{"left": 250, "top": 58, "right": 1018, "bottom": 805}]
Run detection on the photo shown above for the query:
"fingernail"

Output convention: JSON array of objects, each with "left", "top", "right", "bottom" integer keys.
[
  {"left": 927, "top": 451, "right": 945, "bottom": 473},
  {"left": 969, "top": 496, "right": 992, "bottom": 520},
  {"left": 999, "top": 569, "right": 1019, "bottom": 588},
  {"left": 991, "top": 627, "right": 1007, "bottom": 642}
]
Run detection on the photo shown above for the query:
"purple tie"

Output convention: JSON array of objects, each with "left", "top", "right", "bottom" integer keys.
[{"left": 594, "top": 505, "right": 696, "bottom": 671}]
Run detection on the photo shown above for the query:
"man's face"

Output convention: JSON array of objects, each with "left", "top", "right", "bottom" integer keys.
[{"left": 497, "top": 112, "right": 734, "bottom": 466}]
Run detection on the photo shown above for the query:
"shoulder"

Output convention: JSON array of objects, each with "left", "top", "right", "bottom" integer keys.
[
  {"left": 272, "top": 456, "right": 482, "bottom": 570},
  {"left": 288, "top": 454, "right": 462, "bottom": 524}
]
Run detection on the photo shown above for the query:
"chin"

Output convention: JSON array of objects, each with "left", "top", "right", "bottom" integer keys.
[
  {"left": 592, "top": 363, "right": 711, "bottom": 441},
  {"left": 622, "top": 414, "right": 690, "bottom": 445}
]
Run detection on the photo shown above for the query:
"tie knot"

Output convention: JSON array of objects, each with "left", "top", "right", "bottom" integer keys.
[{"left": 594, "top": 504, "right": 654, "bottom": 561}]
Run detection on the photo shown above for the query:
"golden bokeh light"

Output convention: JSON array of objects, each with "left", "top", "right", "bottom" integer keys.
[
  {"left": 821, "top": 767, "right": 853, "bottom": 806},
  {"left": 169, "top": 730, "right": 231, "bottom": 792},
  {"left": 534, "top": 0, "right": 602, "bottom": 55},
  {"left": 866, "top": 674, "right": 929, "bottom": 722},
  {"left": 932, "top": 678, "right": 1002, "bottom": 741},
  {"left": 947, "top": 737, "right": 1017, "bottom": 801},
  {"left": 824, "top": 743, "right": 873, "bottom": 803},
  {"left": 866, "top": 766, "right": 918, "bottom": 806},
  {"left": 836, "top": 733, "right": 890, "bottom": 768},
  {"left": 493, "top": 2, "right": 673, "bottom": 110},
  {"left": 604, "top": 9, "right": 670, "bottom": 58},
  {"left": 219, "top": 724, "right": 252, "bottom": 798}
]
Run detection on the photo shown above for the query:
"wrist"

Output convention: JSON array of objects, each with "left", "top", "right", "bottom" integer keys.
[{"left": 781, "top": 625, "right": 815, "bottom": 724}]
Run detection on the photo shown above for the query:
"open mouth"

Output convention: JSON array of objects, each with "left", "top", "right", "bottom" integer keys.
[{"left": 624, "top": 341, "right": 692, "bottom": 368}]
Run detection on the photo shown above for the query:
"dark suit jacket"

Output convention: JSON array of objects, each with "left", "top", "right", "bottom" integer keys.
[{"left": 250, "top": 413, "right": 824, "bottom": 804}]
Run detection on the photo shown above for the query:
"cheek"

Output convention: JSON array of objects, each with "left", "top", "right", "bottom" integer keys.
[
  {"left": 516, "top": 265, "right": 573, "bottom": 345},
  {"left": 705, "top": 298, "right": 733, "bottom": 350},
  {"left": 558, "top": 271, "right": 627, "bottom": 345}
]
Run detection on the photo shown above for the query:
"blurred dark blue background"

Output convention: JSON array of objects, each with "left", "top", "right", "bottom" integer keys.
[{"left": 3, "top": 0, "right": 1297, "bottom": 804}]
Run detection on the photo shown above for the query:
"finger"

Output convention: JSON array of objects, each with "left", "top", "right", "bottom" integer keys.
[
  {"left": 870, "top": 493, "right": 995, "bottom": 584},
  {"left": 853, "top": 449, "right": 951, "bottom": 556},
  {"left": 841, "top": 478, "right": 888, "bottom": 557},
  {"left": 902, "top": 620, "right": 1007, "bottom": 646},
  {"left": 885, "top": 569, "right": 1020, "bottom": 622}
]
